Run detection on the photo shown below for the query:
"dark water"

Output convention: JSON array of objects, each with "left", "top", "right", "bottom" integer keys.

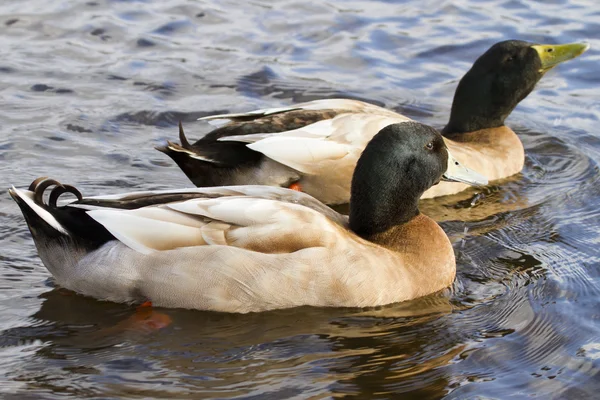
[{"left": 0, "top": 0, "right": 599, "bottom": 398}]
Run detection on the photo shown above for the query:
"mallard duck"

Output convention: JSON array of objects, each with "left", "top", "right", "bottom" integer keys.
[
  {"left": 10, "top": 122, "right": 484, "bottom": 313},
  {"left": 157, "top": 40, "right": 588, "bottom": 205}
]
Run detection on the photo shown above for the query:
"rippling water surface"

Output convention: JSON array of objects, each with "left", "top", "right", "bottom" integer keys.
[{"left": 0, "top": 0, "right": 599, "bottom": 398}]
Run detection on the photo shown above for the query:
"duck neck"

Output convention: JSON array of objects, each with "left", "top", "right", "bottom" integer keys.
[
  {"left": 443, "top": 111, "right": 507, "bottom": 136},
  {"left": 441, "top": 66, "right": 531, "bottom": 136},
  {"left": 442, "top": 87, "right": 510, "bottom": 136},
  {"left": 349, "top": 183, "right": 421, "bottom": 239}
]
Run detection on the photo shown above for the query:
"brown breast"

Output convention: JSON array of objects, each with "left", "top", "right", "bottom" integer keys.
[{"left": 366, "top": 214, "right": 457, "bottom": 298}]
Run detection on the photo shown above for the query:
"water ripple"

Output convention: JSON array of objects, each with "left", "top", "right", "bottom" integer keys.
[{"left": 0, "top": 0, "right": 599, "bottom": 398}]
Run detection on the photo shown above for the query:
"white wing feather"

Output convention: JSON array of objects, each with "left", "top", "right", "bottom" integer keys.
[
  {"left": 85, "top": 192, "right": 344, "bottom": 254},
  {"left": 167, "top": 197, "right": 305, "bottom": 227},
  {"left": 247, "top": 137, "right": 353, "bottom": 174},
  {"left": 88, "top": 210, "right": 208, "bottom": 254},
  {"left": 217, "top": 114, "right": 410, "bottom": 174}
]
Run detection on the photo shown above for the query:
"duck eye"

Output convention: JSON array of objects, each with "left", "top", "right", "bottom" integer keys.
[
  {"left": 425, "top": 141, "right": 434, "bottom": 150},
  {"left": 506, "top": 56, "right": 514, "bottom": 62}
]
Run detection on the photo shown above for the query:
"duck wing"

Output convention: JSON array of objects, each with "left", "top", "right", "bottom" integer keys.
[
  {"left": 217, "top": 113, "right": 411, "bottom": 174},
  {"left": 68, "top": 185, "right": 349, "bottom": 255}
]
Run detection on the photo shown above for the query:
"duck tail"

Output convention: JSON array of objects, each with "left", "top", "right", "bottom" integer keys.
[
  {"left": 155, "top": 121, "right": 211, "bottom": 163},
  {"left": 9, "top": 178, "right": 83, "bottom": 278},
  {"left": 177, "top": 120, "right": 192, "bottom": 149},
  {"left": 155, "top": 121, "right": 264, "bottom": 187},
  {"left": 9, "top": 178, "right": 114, "bottom": 278},
  {"left": 9, "top": 177, "right": 81, "bottom": 240},
  {"left": 155, "top": 121, "right": 194, "bottom": 153}
]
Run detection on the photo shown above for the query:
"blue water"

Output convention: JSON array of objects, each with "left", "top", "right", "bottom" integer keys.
[{"left": 0, "top": 0, "right": 599, "bottom": 398}]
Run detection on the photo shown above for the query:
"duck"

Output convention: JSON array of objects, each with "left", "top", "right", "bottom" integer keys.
[
  {"left": 10, "top": 122, "right": 485, "bottom": 313},
  {"left": 157, "top": 40, "right": 588, "bottom": 205}
]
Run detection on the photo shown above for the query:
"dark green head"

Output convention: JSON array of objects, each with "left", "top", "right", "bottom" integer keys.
[
  {"left": 443, "top": 40, "right": 589, "bottom": 135},
  {"left": 349, "top": 122, "right": 486, "bottom": 237}
]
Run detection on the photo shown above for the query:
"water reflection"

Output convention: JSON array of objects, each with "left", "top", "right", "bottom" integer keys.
[{"left": 5, "top": 289, "right": 461, "bottom": 398}]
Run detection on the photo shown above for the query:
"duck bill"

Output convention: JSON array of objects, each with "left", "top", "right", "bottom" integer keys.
[
  {"left": 531, "top": 42, "right": 589, "bottom": 72},
  {"left": 443, "top": 152, "right": 488, "bottom": 186}
]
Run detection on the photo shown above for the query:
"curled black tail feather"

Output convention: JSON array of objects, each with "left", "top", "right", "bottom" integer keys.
[
  {"left": 28, "top": 177, "right": 83, "bottom": 207},
  {"left": 28, "top": 176, "right": 48, "bottom": 191}
]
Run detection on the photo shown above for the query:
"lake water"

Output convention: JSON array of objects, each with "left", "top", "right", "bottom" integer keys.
[{"left": 0, "top": 0, "right": 599, "bottom": 398}]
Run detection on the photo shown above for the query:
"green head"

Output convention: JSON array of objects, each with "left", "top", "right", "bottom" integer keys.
[
  {"left": 443, "top": 40, "right": 589, "bottom": 134},
  {"left": 349, "top": 122, "right": 487, "bottom": 237}
]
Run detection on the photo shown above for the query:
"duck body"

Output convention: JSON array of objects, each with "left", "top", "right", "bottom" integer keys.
[
  {"left": 12, "top": 123, "right": 483, "bottom": 313},
  {"left": 158, "top": 41, "right": 588, "bottom": 205},
  {"left": 14, "top": 186, "right": 454, "bottom": 313}
]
